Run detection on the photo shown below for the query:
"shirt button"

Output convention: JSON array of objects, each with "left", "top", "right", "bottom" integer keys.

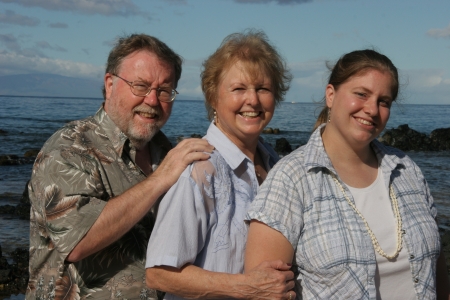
[
  {"left": 414, "top": 278, "right": 419, "bottom": 283},
  {"left": 410, "top": 255, "right": 415, "bottom": 259},
  {"left": 401, "top": 229, "right": 406, "bottom": 235}
]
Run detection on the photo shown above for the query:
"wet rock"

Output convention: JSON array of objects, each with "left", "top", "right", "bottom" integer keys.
[
  {"left": 379, "top": 124, "right": 433, "bottom": 151},
  {"left": 274, "top": 138, "right": 292, "bottom": 156},
  {"left": 441, "top": 231, "right": 450, "bottom": 274},
  {"left": 0, "top": 245, "right": 29, "bottom": 297},
  {"left": 263, "top": 127, "right": 274, "bottom": 134},
  {"left": 430, "top": 128, "right": 450, "bottom": 151},
  {"left": 190, "top": 133, "right": 202, "bottom": 139},
  {"left": 0, "top": 205, "right": 16, "bottom": 215},
  {"left": 0, "top": 155, "right": 20, "bottom": 166},
  {"left": 262, "top": 127, "right": 280, "bottom": 134},
  {"left": 15, "top": 181, "right": 30, "bottom": 220},
  {"left": 0, "top": 154, "right": 35, "bottom": 166},
  {"left": 23, "top": 149, "right": 40, "bottom": 158},
  {"left": 0, "top": 182, "right": 30, "bottom": 220}
]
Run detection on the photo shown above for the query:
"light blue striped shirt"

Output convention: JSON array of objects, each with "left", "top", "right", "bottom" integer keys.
[
  {"left": 246, "top": 124, "right": 440, "bottom": 300},
  {"left": 146, "top": 122, "right": 279, "bottom": 300}
]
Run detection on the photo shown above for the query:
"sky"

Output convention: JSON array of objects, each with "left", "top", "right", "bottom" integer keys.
[{"left": 0, "top": 0, "right": 449, "bottom": 104}]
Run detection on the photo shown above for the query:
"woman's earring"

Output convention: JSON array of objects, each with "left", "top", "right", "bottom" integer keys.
[
  {"left": 327, "top": 108, "right": 331, "bottom": 123},
  {"left": 214, "top": 111, "right": 218, "bottom": 124}
]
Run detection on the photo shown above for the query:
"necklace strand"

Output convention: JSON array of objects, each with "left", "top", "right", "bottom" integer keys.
[{"left": 331, "top": 174, "right": 403, "bottom": 260}]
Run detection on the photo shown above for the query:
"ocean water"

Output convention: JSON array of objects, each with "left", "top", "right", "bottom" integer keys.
[{"left": 0, "top": 95, "right": 450, "bottom": 256}]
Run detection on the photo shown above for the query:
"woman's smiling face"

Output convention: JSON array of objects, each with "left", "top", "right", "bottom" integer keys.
[
  {"left": 325, "top": 68, "right": 394, "bottom": 149},
  {"left": 214, "top": 61, "right": 275, "bottom": 150}
]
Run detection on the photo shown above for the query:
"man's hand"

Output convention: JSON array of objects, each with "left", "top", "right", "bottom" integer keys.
[
  {"left": 151, "top": 138, "right": 214, "bottom": 191},
  {"left": 239, "top": 260, "right": 296, "bottom": 300}
]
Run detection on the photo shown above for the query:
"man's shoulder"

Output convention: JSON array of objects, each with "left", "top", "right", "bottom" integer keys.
[{"left": 41, "top": 115, "right": 101, "bottom": 152}]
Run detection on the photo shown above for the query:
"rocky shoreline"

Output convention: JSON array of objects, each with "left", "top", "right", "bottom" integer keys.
[{"left": 1, "top": 124, "right": 450, "bottom": 298}]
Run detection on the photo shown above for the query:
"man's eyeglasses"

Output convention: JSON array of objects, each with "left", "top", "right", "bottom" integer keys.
[{"left": 112, "top": 74, "right": 178, "bottom": 102}]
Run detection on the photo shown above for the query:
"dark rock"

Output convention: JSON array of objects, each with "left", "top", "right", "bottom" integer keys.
[
  {"left": 0, "top": 205, "right": 16, "bottom": 215},
  {"left": 430, "top": 128, "right": 450, "bottom": 151},
  {"left": 379, "top": 124, "right": 433, "bottom": 151},
  {"left": 23, "top": 149, "right": 40, "bottom": 158},
  {"left": 0, "top": 154, "right": 35, "bottom": 166},
  {"left": 0, "top": 155, "right": 20, "bottom": 166},
  {"left": 190, "top": 133, "right": 202, "bottom": 139},
  {"left": 176, "top": 136, "right": 185, "bottom": 143},
  {"left": 441, "top": 231, "right": 450, "bottom": 274},
  {"left": 262, "top": 127, "right": 281, "bottom": 134},
  {"left": 263, "top": 127, "right": 274, "bottom": 134},
  {"left": 0, "top": 129, "right": 7, "bottom": 135},
  {"left": 20, "top": 181, "right": 30, "bottom": 205},
  {"left": 0, "top": 269, "right": 11, "bottom": 284},
  {"left": 0, "top": 246, "right": 29, "bottom": 297},
  {"left": 15, "top": 203, "right": 30, "bottom": 220},
  {"left": 274, "top": 138, "right": 292, "bottom": 155}
]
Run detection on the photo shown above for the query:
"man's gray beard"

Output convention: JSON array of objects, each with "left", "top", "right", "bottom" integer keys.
[{"left": 127, "top": 123, "right": 161, "bottom": 150}]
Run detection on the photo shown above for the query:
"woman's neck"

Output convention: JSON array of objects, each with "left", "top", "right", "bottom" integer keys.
[{"left": 321, "top": 125, "right": 378, "bottom": 188}]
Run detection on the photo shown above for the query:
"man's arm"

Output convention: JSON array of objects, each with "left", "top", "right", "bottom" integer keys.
[
  {"left": 66, "top": 138, "right": 214, "bottom": 262},
  {"left": 146, "top": 261, "right": 295, "bottom": 300}
]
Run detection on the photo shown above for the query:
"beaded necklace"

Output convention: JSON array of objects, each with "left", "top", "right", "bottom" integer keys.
[{"left": 331, "top": 173, "right": 403, "bottom": 260}]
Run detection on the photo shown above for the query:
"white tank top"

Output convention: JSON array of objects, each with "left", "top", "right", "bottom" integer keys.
[{"left": 346, "top": 169, "right": 416, "bottom": 299}]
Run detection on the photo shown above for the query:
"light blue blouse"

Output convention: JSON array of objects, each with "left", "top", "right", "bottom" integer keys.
[{"left": 146, "top": 122, "right": 278, "bottom": 299}]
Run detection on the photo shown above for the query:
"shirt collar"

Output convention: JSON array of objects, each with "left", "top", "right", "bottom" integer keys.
[
  {"left": 93, "top": 105, "right": 171, "bottom": 166},
  {"left": 205, "top": 122, "right": 271, "bottom": 171},
  {"left": 303, "top": 123, "right": 404, "bottom": 178},
  {"left": 303, "top": 124, "right": 335, "bottom": 173},
  {"left": 94, "top": 105, "right": 128, "bottom": 156}
]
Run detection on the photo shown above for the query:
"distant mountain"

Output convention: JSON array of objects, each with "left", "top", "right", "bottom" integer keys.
[{"left": 0, "top": 73, "right": 104, "bottom": 98}]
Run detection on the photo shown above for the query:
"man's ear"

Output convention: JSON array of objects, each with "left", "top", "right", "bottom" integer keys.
[
  {"left": 325, "top": 84, "right": 335, "bottom": 108},
  {"left": 104, "top": 73, "right": 114, "bottom": 101}
]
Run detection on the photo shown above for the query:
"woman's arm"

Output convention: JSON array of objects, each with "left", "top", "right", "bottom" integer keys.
[
  {"left": 244, "top": 220, "right": 296, "bottom": 300},
  {"left": 146, "top": 261, "right": 295, "bottom": 299},
  {"left": 245, "top": 220, "right": 294, "bottom": 271}
]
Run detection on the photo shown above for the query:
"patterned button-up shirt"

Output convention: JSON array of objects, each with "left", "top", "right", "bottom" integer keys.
[
  {"left": 27, "top": 106, "right": 172, "bottom": 300},
  {"left": 246, "top": 124, "right": 440, "bottom": 299},
  {"left": 146, "top": 122, "right": 279, "bottom": 300}
]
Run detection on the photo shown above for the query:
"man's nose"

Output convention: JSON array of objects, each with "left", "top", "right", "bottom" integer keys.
[{"left": 143, "top": 89, "right": 160, "bottom": 106}]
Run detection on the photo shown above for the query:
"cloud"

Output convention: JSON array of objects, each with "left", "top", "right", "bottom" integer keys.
[
  {"left": 397, "top": 69, "right": 450, "bottom": 104},
  {"left": 0, "top": 34, "right": 48, "bottom": 57},
  {"left": 234, "top": 0, "right": 312, "bottom": 4},
  {"left": 427, "top": 23, "right": 450, "bottom": 39},
  {"left": 48, "top": 22, "right": 68, "bottom": 28},
  {"left": 0, "top": 0, "right": 149, "bottom": 18},
  {"left": 35, "top": 41, "right": 67, "bottom": 52},
  {"left": 405, "top": 69, "right": 449, "bottom": 89},
  {"left": 0, "top": 9, "right": 39, "bottom": 26},
  {"left": 0, "top": 34, "right": 21, "bottom": 52},
  {"left": 0, "top": 51, "right": 104, "bottom": 79}
]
